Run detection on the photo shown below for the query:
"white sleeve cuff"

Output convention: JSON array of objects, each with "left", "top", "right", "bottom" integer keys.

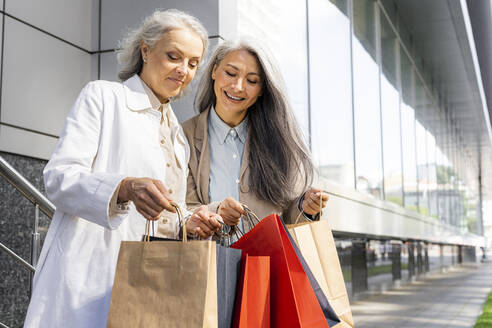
[{"left": 100, "top": 175, "right": 130, "bottom": 230}]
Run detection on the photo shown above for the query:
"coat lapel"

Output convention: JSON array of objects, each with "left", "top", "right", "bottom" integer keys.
[
  {"left": 123, "top": 75, "right": 153, "bottom": 111},
  {"left": 195, "top": 109, "right": 211, "bottom": 204},
  {"left": 239, "top": 133, "right": 250, "bottom": 190}
]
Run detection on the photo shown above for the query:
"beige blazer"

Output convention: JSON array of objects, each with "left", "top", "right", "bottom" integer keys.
[{"left": 182, "top": 108, "right": 304, "bottom": 232}]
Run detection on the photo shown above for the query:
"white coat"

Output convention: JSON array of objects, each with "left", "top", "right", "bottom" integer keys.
[{"left": 24, "top": 75, "right": 190, "bottom": 328}]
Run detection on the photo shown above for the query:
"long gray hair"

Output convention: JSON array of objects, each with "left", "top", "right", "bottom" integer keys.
[
  {"left": 117, "top": 9, "right": 208, "bottom": 81},
  {"left": 195, "top": 38, "right": 314, "bottom": 209}
]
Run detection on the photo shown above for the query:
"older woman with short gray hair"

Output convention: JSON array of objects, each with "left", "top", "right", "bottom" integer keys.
[{"left": 24, "top": 9, "right": 220, "bottom": 328}]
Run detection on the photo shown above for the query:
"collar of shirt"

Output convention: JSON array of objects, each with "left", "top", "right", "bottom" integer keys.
[
  {"left": 138, "top": 75, "right": 171, "bottom": 115},
  {"left": 137, "top": 75, "right": 181, "bottom": 130},
  {"left": 209, "top": 106, "right": 248, "bottom": 144}
]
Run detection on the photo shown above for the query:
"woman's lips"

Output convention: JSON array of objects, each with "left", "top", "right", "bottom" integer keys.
[{"left": 167, "top": 77, "right": 183, "bottom": 85}]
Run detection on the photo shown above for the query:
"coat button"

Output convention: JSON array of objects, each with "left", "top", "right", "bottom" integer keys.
[
  {"left": 169, "top": 189, "right": 173, "bottom": 194},
  {"left": 166, "top": 163, "right": 171, "bottom": 167},
  {"left": 160, "top": 139, "right": 165, "bottom": 144}
]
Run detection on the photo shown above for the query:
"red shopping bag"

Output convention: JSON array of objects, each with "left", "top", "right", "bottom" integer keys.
[
  {"left": 233, "top": 255, "right": 270, "bottom": 328},
  {"left": 231, "top": 214, "right": 329, "bottom": 328}
]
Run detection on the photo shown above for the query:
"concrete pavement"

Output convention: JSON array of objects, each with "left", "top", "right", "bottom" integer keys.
[{"left": 351, "top": 260, "right": 492, "bottom": 328}]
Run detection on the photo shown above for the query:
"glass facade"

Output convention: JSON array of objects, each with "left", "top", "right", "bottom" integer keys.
[{"left": 237, "top": 0, "right": 481, "bottom": 231}]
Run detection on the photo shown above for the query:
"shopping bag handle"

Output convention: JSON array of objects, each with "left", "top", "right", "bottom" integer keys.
[
  {"left": 294, "top": 192, "right": 323, "bottom": 224},
  {"left": 172, "top": 202, "right": 187, "bottom": 243},
  {"left": 242, "top": 204, "right": 260, "bottom": 225},
  {"left": 144, "top": 202, "right": 187, "bottom": 243},
  {"left": 214, "top": 204, "right": 258, "bottom": 246}
]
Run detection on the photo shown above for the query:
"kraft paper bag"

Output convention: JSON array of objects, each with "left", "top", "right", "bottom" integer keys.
[
  {"left": 107, "top": 206, "right": 218, "bottom": 328},
  {"left": 288, "top": 220, "right": 354, "bottom": 328},
  {"left": 107, "top": 240, "right": 217, "bottom": 327}
]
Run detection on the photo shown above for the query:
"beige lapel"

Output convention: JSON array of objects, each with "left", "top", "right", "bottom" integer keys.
[
  {"left": 195, "top": 109, "right": 211, "bottom": 204},
  {"left": 239, "top": 137, "right": 252, "bottom": 232},
  {"left": 239, "top": 133, "right": 250, "bottom": 194}
]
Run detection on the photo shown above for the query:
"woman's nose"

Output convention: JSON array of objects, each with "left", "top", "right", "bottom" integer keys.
[
  {"left": 176, "top": 62, "right": 187, "bottom": 76},
  {"left": 232, "top": 78, "right": 244, "bottom": 91}
]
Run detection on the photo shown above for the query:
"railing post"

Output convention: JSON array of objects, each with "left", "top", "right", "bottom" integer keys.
[{"left": 30, "top": 204, "right": 40, "bottom": 296}]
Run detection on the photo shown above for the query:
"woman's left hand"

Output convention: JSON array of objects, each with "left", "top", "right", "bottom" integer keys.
[{"left": 301, "top": 188, "right": 329, "bottom": 215}]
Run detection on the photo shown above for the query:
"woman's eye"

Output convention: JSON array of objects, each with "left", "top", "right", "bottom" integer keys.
[
  {"left": 247, "top": 79, "right": 258, "bottom": 84},
  {"left": 189, "top": 61, "right": 198, "bottom": 68},
  {"left": 167, "top": 53, "right": 179, "bottom": 60},
  {"left": 225, "top": 71, "right": 235, "bottom": 77}
]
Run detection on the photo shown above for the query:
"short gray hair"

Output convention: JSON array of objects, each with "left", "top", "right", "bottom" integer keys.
[
  {"left": 195, "top": 38, "right": 314, "bottom": 209},
  {"left": 117, "top": 9, "right": 208, "bottom": 81}
]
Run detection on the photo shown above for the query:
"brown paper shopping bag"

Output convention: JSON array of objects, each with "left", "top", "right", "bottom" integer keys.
[
  {"left": 288, "top": 220, "right": 354, "bottom": 328},
  {"left": 107, "top": 205, "right": 218, "bottom": 328}
]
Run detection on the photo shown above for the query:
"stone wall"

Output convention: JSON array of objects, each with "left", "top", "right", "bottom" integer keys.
[{"left": 0, "top": 152, "right": 49, "bottom": 328}]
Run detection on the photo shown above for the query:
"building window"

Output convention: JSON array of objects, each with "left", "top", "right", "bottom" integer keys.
[
  {"left": 380, "top": 11, "right": 403, "bottom": 205},
  {"left": 308, "top": 0, "right": 354, "bottom": 187},
  {"left": 353, "top": 0, "right": 383, "bottom": 199}
]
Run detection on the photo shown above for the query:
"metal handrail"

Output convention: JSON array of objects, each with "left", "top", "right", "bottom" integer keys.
[
  {"left": 0, "top": 155, "right": 55, "bottom": 218},
  {"left": 0, "top": 241, "right": 35, "bottom": 272}
]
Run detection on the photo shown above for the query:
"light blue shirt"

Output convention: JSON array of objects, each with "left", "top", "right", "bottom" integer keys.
[
  {"left": 208, "top": 107, "right": 248, "bottom": 233},
  {"left": 208, "top": 107, "right": 248, "bottom": 202}
]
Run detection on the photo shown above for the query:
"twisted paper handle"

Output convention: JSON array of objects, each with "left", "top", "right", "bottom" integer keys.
[{"left": 144, "top": 202, "right": 186, "bottom": 242}]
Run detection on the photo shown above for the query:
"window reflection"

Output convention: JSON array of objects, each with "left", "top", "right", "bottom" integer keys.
[
  {"left": 435, "top": 118, "right": 445, "bottom": 223},
  {"left": 400, "top": 52, "right": 418, "bottom": 210},
  {"left": 416, "top": 119, "right": 429, "bottom": 215},
  {"left": 426, "top": 130, "right": 438, "bottom": 218},
  {"left": 353, "top": 0, "right": 383, "bottom": 199},
  {"left": 309, "top": 0, "right": 354, "bottom": 187},
  {"left": 380, "top": 13, "right": 403, "bottom": 205}
]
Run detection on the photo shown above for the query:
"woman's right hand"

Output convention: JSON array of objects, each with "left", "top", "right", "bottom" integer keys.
[
  {"left": 185, "top": 205, "right": 222, "bottom": 239},
  {"left": 117, "top": 177, "right": 175, "bottom": 220},
  {"left": 218, "top": 197, "right": 245, "bottom": 226}
]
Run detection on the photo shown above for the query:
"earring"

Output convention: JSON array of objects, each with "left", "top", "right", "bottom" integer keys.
[{"left": 143, "top": 58, "right": 147, "bottom": 63}]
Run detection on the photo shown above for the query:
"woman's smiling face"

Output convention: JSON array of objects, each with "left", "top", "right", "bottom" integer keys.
[{"left": 212, "top": 49, "right": 263, "bottom": 126}]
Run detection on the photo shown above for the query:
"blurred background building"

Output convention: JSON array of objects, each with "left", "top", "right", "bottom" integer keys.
[{"left": 1, "top": 0, "right": 491, "bottom": 326}]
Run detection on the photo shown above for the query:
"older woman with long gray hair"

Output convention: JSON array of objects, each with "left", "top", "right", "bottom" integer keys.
[
  {"left": 183, "top": 38, "right": 329, "bottom": 238},
  {"left": 24, "top": 9, "right": 221, "bottom": 328}
]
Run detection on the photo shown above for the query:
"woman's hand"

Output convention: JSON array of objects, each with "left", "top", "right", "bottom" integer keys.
[
  {"left": 301, "top": 188, "right": 329, "bottom": 216},
  {"left": 185, "top": 205, "right": 222, "bottom": 239},
  {"left": 118, "top": 177, "right": 175, "bottom": 220},
  {"left": 218, "top": 197, "right": 245, "bottom": 226}
]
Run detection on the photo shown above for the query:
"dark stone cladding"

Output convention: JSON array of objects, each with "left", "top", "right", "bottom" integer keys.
[
  {"left": 351, "top": 240, "right": 368, "bottom": 295},
  {"left": 0, "top": 151, "right": 49, "bottom": 328}
]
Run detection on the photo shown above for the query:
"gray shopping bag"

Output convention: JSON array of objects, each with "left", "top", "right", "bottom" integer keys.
[{"left": 217, "top": 245, "right": 242, "bottom": 328}]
